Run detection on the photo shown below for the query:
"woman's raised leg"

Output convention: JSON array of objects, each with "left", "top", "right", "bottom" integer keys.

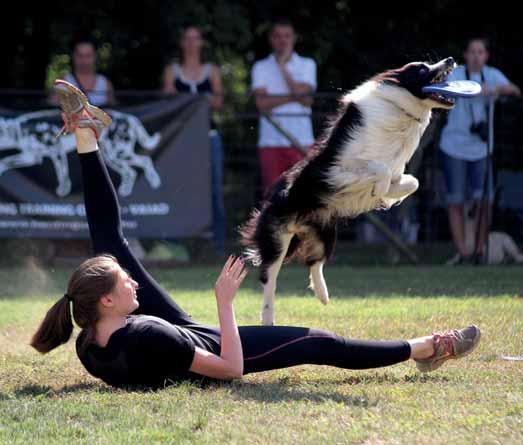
[{"left": 54, "top": 79, "right": 193, "bottom": 325}]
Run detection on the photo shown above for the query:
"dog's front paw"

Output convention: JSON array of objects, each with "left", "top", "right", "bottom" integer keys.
[{"left": 385, "top": 175, "right": 419, "bottom": 200}]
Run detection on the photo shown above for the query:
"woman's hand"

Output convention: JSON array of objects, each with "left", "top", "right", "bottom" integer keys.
[
  {"left": 189, "top": 255, "right": 246, "bottom": 379},
  {"left": 215, "top": 255, "right": 248, "bottom": 305},
  {"left": 481, "top": 83, "right": 497, "bottom": 96}
]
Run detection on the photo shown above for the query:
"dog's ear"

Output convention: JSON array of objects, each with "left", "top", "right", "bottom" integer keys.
[{"left": 373, "top": 69, "right": 401, "bottom": 85}]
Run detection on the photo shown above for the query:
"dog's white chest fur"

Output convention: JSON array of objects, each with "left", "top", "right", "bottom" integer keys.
[{"left": 325, "top": 81, "right": 431, "bottom": 217}]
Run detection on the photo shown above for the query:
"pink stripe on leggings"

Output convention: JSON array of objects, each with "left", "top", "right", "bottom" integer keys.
[{"left": 244, "top": 335, "right": 330, "bottom": 361}]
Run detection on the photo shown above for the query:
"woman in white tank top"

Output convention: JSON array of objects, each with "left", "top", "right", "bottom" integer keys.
[
  {"left": 64, "top": 72, "right": 112, "bottom": 107},
  {"left": 64, "top": 39, "right": 115, "bottom": 106},
  {"left": 162, "top": 26, "right": 226, "bottom": 255}
]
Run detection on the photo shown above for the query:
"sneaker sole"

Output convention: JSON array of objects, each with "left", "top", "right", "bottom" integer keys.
[
  {"left": 53, "top": 79, "right": 112, "bottom": 128},
  {"left": 416, "top": 326, "right": 481, "bottom": 372}
]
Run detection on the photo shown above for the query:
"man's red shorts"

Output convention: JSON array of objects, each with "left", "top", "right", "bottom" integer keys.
[{"left": 258, "top": 146, "right": 305, "bottom": 193}]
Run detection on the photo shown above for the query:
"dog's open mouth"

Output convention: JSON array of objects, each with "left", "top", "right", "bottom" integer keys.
[
  {"left": 428, "top": 92, "right": 456, "bottom": 106},
  {"left": 426, "top": 65, "right": 456, "bottom": 106},
  {"left": 430, "top": 64, "right": 454, "bottom": 84}
]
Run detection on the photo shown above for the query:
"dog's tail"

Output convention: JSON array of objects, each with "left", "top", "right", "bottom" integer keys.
[{"left": 239, "top": 208, "right": 262, "bottom": 266}]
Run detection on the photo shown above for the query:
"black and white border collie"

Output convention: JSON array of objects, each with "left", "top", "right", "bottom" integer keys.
[{"left": 241, "top": 57, "right": 457, "bottom": 325}]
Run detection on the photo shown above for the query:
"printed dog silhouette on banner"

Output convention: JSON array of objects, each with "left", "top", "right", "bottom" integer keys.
[
  {"left": 0, "top": 95, "right": 212, "bottom": 239},
  {"left": 0, "top": 109, "right": 161, "bottom": 197}
]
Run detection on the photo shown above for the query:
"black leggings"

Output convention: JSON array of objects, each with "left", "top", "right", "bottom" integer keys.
[{"left": 79, "top": 151, "right": 411, "bottom": 375}]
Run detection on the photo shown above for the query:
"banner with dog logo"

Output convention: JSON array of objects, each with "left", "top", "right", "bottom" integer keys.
[{"left": 0, "top": 95, "right": 211, "bottom": 238}]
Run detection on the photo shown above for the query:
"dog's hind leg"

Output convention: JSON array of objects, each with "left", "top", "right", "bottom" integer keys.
[
  {"left": 129, "top": 154, "right": 161, "bottom": 188},
  {"left": 49, "top": 148, "right": 72, "bottom": 197},
  {"left": 305, "top": 223, "right": 336, "bottom": 305},
  {"left": 310, "top": 262, "right": 329, "bottom": 304},
  {"left": 259, "top": 231, "right": 293, "bottom": 326}
]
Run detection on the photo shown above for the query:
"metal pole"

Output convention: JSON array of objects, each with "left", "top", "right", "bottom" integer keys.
[
  {"left": 474, "top": 96, "right": 495, "bottom": 262},
  {"left": 261, "top": 112, "right": 308, "bottom": 155},
  {"left": 365, "top": 213, "right": 419, "bottom": 264},
  {"left": 486, "top": 96, "right": 496, "bottom": 262}
]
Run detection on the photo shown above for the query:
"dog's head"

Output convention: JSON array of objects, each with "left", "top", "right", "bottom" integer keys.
[{"left": 375, "top": 57, "right": 457, "bottom": 109}]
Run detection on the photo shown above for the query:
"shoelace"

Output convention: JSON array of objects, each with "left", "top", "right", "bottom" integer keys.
[
  {"left": 56, "top": 112, "right": 77, "bottom": 138},
  {"left": 432, "top": 329, "right": 459, "bottom": 358},
  {"left": 56, "top": 110, "right": 98, "bottom": 139}
]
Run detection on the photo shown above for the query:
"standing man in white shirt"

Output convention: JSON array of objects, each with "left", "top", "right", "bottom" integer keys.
[
  {"left": 251, "top": 19, "right": 317, "bottom": 193},
  {"left": 439, "top": 37, "right": 520, "bottom": 264}
]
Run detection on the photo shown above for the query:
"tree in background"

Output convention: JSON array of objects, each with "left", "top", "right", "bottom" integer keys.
[{"left": 2, "top": 1, "right": 521, "bottom": 93}]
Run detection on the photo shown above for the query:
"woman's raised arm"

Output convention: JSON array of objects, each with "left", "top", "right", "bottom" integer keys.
[{"left": 189, "top": 256, "right": 247, "bottom": 379}]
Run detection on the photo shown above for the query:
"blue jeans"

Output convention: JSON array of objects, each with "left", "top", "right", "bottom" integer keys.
[
  {"left": 440, "top": 150, "right": 493, "bottom": 205},
  {"left": 210, "top": 130, "right": 226, "bottom": 254}
]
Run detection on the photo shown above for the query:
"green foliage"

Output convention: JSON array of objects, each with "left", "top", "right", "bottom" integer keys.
[
  {"left": 5, "top": 1, "right": 522, "bottom": 90},
  {"left": 45, "top": 54, "right": 70, "bottom": 91}
]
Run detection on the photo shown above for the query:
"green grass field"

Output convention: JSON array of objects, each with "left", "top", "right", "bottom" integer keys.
[{"left": 0, "top": 263, "right": 522, "bottom": 444}]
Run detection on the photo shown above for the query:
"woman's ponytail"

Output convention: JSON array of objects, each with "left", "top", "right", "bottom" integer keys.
[
  {"left": 31, "top": 295, "right": 74, "bottom": 354},
  {"left": 30, "top": 254, "right": 120, "bottom": 354}
]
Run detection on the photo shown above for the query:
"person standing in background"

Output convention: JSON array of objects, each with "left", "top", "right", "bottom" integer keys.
[
  {"left": 50, "top": 38, "right": 150, "bottom": 259},
  {"left": 51, "top": 37, "right": 115, "bottom": 106},
  {"left": 163, "top": 25, "right": 226, "bottom": 256},
  {"left": 251, "top": 19, "right": 317, "bottom": 193},
  {"left": 439, "top": 37, "right": 520, "bottom": 264}
]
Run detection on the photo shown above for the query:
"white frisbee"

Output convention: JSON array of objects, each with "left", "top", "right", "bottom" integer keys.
[{"left": 422, "top": 80, "right": 482, "bottom": 98}]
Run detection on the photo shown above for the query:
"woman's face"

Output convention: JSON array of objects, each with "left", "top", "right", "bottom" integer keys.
[
  {"left": 464, "top": 40, "right": 489, "bottom": 71},
  {"left": 180, "top": 27, "right": 203, "bottom": 54},
  {"left": 110, "top": 267, "right": 139, "bottom": 315},
  {"left": 73, "top": 43, "right": 97, "bottom": 72}
]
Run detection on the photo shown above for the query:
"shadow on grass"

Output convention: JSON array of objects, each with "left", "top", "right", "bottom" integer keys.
[
  {"left": 3, "top": 372, "right": 454, "bottom": 404},
  {"left": 236, "top": 384, "right": 378, "bottom": 407},
  {"left": 9, "top": 382, "right": 112, "bottom": 399},
  {"left": 5, "top": 378, "right": 214, "bottom": 400},
  {"left": 229, "top": 372, "right": 451, "bottom": 406}
]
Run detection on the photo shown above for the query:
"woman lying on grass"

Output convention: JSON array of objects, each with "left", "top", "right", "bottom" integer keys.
[{"left": 31, "top": 80, "right": 481, "bottom": 388}]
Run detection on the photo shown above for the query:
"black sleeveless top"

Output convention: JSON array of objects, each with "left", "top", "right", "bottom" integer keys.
[
  {"left": 173, "top": 63, "right": 216, "bottom": 129},
  {"left": 76, "top": 314, "right": 222, "bottom": 387}
]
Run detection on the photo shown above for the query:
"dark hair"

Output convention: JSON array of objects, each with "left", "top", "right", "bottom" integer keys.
[
  {"left": 270, "top": 18, "right": 295, "bottom": 33},
  {"left": 179, "top": 24, "right": 205, "bottom": 43},
  {"left": 71, "top": 36, "right": 98, "bottom": 53},
  {"left": 465, "top": 37, "right": 490, "bottom": 52},
  {"left": 31, "top": 255, "right": 120, "bottom": 354},
  {"left": 181, "top": 23, "right": 202, "bottom": 33},
  {"left": 177, "top": 25, "right": 209, "bottom": 64}
]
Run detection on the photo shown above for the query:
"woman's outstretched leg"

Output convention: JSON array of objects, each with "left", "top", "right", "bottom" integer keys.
[
  {"left": 240, "top": 325, "right": 480, "bottom": 374},
  {"left": 77, "top": 131, "right": 194, "bottom": 325},
  {"left": 54, "top": 80, "right": 193, "bottom": 325}
]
